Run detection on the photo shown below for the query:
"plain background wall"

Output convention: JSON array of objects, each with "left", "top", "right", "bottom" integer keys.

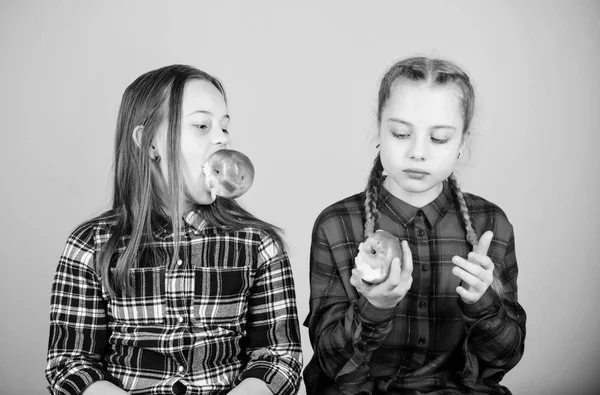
[{"left": 1, "top": 1, "right": 599, "bottom": 394}]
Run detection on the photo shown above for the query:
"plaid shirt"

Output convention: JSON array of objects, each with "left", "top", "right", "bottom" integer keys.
[
  {"left": 304, "top": 181, "right": 526, "bottom": 395},
  {"left": 46, "top": 211, "right": 302, "bottom": 395}
]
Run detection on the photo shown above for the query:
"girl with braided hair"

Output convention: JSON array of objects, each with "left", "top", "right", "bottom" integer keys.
[{"left": 304, "top": 57, "right": 526, "bottom": 394}]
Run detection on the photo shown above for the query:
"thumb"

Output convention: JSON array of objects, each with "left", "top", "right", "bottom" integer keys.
[
  {"left": 387, "top": 256, "right": 402, "bottom": 283},
  {"left": 474, "top": 231, "right": 493, "bottom": 256}
]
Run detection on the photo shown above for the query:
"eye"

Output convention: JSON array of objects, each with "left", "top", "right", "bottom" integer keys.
[
  {"left": 370, "top": 248, "right": 376, "bottom": 255},
  {"left": 193, "top": 124, "right": 209, "bottom": 131},
  {"left": 222, "top": 128, "right": 229, "bottom": 134},
  {"left": 391, "top": 131, "right": 410, "bottom": 139},
  {"left": 431, "top": 137, "right": 449, "bottom": 144}
]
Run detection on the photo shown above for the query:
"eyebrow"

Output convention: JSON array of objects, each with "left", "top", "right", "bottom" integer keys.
[
  {"left": 185, "top": 110, "right": 230, "bottom": 121},
  {"left": 388, "top": 118, "right": 412, "bottom": 127},
  {"left": 431, "top": 125, "right": 456, "bottom": 131},
  {"left": 388, "top": 118, "right": 455, "bottom": 131}
]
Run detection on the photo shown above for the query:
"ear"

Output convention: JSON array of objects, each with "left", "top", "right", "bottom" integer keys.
[
  {"left": 132, "top": 125, "right": 145, "bottom": 149},
  {"left": 132, "top": 125, "right": 160, "bottom": 160},
  {"left": 461, "top": 130, "right": 472, "bottom": 146}
]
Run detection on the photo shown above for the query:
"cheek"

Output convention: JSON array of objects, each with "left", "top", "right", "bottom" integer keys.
[
  {"left": 180, "top": 149, "right": 211, "bottom": 196},
  {"left": 180, "top": 142, "right": 210, "bottom": 175},
  {"left": 379, "top": 140, "right": 406, "bottom": 168},
  {"left": 433, "top": 146, "right": 461, "bottom": 174}
]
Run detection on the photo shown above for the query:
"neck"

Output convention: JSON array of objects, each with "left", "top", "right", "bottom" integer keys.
[{"left": 383, "top": 178, "right": 443, "bottom": 208}]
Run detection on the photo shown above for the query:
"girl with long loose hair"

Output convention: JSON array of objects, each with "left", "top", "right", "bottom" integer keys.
[{"left": 46, "top": 65, "right": 302, "bottom": 395}]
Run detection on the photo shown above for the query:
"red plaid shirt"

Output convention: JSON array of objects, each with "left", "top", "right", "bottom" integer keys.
[
  {"left": 46, "top": 210, "right": 302, "bottom": 395},
  {"left": 304, "top": 181, "right": 526, "bottom": 394}
]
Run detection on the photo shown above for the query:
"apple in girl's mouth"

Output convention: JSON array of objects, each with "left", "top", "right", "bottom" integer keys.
[{"left": 202, "top": 149, "right": 255, "bottom": 199}]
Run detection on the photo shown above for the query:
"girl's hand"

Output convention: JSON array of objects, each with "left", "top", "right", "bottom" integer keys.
[
  {"left": 452, "top": 231, "right": 494, "bottom": 304},
  {"left": 227, "top": 378, "right": 271, "bottom": 395},
  {"left": 350, "top": 240, "right": 413, "bottom": 309},
  {"left": 82, "top": 381, "right": 129, "bottom": 394}
]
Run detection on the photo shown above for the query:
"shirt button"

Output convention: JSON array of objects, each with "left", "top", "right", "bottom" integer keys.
[
  {"left": 418, "top": 337, "right": 426, "bottom": 346},
  {"left": 421, "top": 264, "right": 429, "bottom": 272},
  {"left": 417, "top": 229, "right": 425, "bottom": 237},
  {"left": 178, "top": 316, "right": 184, "bottom": 323},
  {"left": 178, "top": 365, "right": 185, "bottom": 373},
  {"left": 177, "top": 259, "right": 183, "bottom": 266},
  {"left": 418, "top": 300, "right": 427, "bottom": 309}
]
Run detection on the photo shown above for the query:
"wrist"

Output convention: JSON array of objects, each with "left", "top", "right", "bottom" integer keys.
[
  {"left": 228, "top": 378, "right": 271, "bottom": 395},
  {"left": 356, "top": 295, "right": 397, "bottom": 323},
  {"left": 82, "top": 380, "right": 128, "bottom": 395},
  {"left": 368, "top": 296, "right": 401, "bottom": 309}
]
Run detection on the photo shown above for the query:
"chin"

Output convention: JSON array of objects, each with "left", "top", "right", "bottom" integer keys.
[
  {"left": 184, "top": 190, "right": 216, "bottom": 207},
  {"left": 398, "top": 179, "right": 438, "bottom": 193}
]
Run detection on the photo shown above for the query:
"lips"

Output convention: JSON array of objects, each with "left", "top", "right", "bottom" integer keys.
[
  {"left": 403, "top": 169, "right": 429, "bottom": 175},
  {"left": 403, "top": 169, "right": 429, "bottom": 179}
]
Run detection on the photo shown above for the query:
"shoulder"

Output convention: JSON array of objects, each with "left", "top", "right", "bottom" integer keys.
[
  {"left": 312, "top": 192, "right": 365, "bottom": 245},
  {"left": 61, "top": 214, "right": 116, "bottom": 268},
  {"left": 463, "top": 191, "right": 514, "bottom": 242},
  {"left": 314, "top": 192, "right": 364, "bottom": 226}
]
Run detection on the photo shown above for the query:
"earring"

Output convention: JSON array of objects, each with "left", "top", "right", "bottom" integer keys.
[
  {"left": 457, "top": 149, "right": 463, "bottom": 159},
  {"left": 376, "top": 143, "right": 380, "bottom": 149},
  {"left": 151, "top": 145, "right": 160, "bottom": 163}
]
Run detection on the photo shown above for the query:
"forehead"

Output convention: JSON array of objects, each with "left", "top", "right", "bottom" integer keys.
[
  {"left": 384, "top": 79, "right": 464, "bottom": 126},
  {"left": 181, "top": 79, "right": 226, "bottom": 114}
]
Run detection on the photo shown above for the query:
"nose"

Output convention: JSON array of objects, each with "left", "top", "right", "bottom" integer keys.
[
  {"left": 408, "top": 136, "right": 427, "bottom": 161},
  {"left": 212, "top": 127, "right": 230, "bottom": 148}
]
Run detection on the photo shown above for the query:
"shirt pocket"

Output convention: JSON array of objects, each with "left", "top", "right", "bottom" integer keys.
[
  {"left": 190, "top": 265, "right": 251, "bottom": 331},
  {"left": 105, "top": 267, "right": 166, "bottom": 325}
]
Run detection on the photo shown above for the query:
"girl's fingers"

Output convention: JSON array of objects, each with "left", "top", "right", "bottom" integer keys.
[
  {"left": 385, "top": 257, "right": 402, "bottom": 290},
  {"left": 350, "top": 269, "right": 366, "bottom": 292},
  {"left": 452, "top": 256, "right": 484, "bottom": 278},
  {"left": 400, "top": 240, "right": 413, "bottom": 279},
  {"left": 473, "top": 231, "right": 493, "bottom": 256},
  {"left": 452, "top": 266, "right": 482, "bottom": 289},
  {"left": 456, "top": 286, "right": 477, "bottom": 304},
  {"left": 467, "top": 252, "right": 494, "bottom": 270}
]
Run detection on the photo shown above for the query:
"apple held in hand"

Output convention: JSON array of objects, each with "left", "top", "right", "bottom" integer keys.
[
  {"left": 202, "top": 149, "right": 255, "bottom": 199},
  {"left": 354, "top": 230, "right": 403, "bottom": 284}
]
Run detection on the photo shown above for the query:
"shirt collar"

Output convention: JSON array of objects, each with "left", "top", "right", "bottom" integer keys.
[
  {"left": 379, "top": 179, "right": 453, "bottom": 228},
  {"left": 182, "top": 209, "right": 208, "bottom": 233},
  {"left": 151, "top": 209, "right": 208, "bottom": 239}
]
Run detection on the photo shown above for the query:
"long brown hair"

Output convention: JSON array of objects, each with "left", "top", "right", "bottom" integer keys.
[
  {"left": 96, "top": 65, "right": 284, "bottom": 297},
  {"left": 363, "top": 57, "right": 504, "bottom": 297}
]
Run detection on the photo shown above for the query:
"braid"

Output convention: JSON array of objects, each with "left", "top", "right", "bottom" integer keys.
[
  {"left": 447, "top": 174, "right": 504, "bottom": 298},
  {"left": 363, "top": 154, "right": 384, "bottom": 239},
  {"left": 447, "top": 174, "right": 478, "bottom": 246}
]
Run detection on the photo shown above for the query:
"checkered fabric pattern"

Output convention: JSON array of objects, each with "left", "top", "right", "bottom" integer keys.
[
  {"left": 303, "top": 181, "right": 526, "bottom": 395},
  {"left": 47, "top": 210, "right": 302, "bottom": 395}
]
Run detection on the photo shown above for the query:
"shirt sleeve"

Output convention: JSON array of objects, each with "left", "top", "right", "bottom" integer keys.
[
  {"left": 236, "top": 233, "right": 303, "bottom": 395},
  {"left": 458, "top": 228, "right": 527, "bottom": 385},
  {"left": 46, "top": 225, "right": 121, "bottom": 395},
  {"left": 305, "top": 218, "right": 395, "bottom": 395}
]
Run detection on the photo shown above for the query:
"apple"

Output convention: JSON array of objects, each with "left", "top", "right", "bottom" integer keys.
[
  {"left": 202, "top": 149, "right": 255, "bottom": 199},
  {"left": 354, "top": 229, "right": 402, "bottom": 284}
]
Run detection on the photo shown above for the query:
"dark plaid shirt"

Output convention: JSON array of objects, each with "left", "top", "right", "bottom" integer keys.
[
  {"left": 304, "top": 182, "right": 526, "bottom": 395},
  {"left": 46, "top": 210, "right": 302, "bottom": 395}
]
